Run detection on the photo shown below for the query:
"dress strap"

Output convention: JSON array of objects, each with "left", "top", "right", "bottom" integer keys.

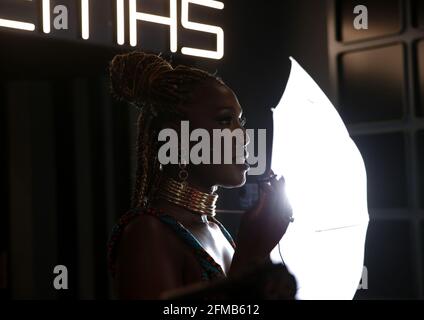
[
  {"left": 209, "top": 216, "right": 236, "bottom": 249},
  {"left": 142, "top": 208, "right": 226, "bottom": 281},
  {"left": 107, "top": 207, "right": 234, "bottom": 281}
]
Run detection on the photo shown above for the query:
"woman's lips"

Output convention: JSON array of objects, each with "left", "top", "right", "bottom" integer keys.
[{"left": 234, "top": 157, "right": 250, "bottom": 170}]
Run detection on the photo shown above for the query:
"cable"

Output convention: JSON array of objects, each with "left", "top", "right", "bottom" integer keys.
[{"left": 278, "top": 242, "right": 286, "bottom": 266}]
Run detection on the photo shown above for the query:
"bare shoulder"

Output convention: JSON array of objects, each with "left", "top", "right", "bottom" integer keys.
[
  {"left": 120, "top": 214, "right": 179, "bottom": 252},
  {"left": 115, "top": 213, "right": 186, "bottom": 299}
]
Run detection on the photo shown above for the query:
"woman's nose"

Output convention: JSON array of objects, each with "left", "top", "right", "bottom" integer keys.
[
  {"left": 243, "top": 128, "right": 250, "bottom": 147},
  {"left": 233, "top": 123, "right": 249, "bottom": 147}
]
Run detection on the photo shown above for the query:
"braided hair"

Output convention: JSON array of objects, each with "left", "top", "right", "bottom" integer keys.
[{"left": 110, "top": 51, "right": 224, "bottom": 209}]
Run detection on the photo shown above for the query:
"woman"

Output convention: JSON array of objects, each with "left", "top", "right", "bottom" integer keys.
[{"left": 107, "top": 51, "right": 294, "bottom": 299}]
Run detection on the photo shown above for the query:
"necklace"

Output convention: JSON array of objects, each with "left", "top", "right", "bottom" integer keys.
[{"left": 157, "top": 178, "right": 218, "bottom": 217}]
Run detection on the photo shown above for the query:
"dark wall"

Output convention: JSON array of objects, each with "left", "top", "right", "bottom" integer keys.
[{"left": 328, "top": 0, "right": 424, "bottom": 299}]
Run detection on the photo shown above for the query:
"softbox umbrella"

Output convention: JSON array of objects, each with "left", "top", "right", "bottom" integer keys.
[{"left": 270, "top": 58, "right": 369, "bottom": 300}]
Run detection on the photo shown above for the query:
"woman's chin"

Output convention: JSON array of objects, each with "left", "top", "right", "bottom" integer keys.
[{"left": 220, "top": 171, "right": 248, "bottom": 188}]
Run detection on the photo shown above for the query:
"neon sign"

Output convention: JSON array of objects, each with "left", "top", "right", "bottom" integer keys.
[{"left": 0, "top": 0, "right": 225, "bottom": 60}]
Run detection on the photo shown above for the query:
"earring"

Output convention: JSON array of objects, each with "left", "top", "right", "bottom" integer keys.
[
  {"left": 179, "top": 148, "right": 189, "bottom": 186},
  {"left": 178, "top": 147, "right": 188, "bottom": 185}
]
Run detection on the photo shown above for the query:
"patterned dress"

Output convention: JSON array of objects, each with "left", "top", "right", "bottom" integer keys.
[{"left": 107, "top": 206, "right": 236, "bottom": 282}]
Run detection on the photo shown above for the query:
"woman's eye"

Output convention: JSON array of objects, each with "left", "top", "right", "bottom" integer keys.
[
  {"left": 217, "top": 117, "right": 233, "bottom": 125},
  {"left": 217, "top": 115, "right": 246, "bottom": 127}
]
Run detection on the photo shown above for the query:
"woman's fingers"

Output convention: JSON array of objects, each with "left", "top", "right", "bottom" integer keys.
[
  {"left": 267, "top": 176, "right": 293, "bottom": 224},
  {"left": 259, "top": 181, "right": 273, "bottom": 197},
  {"left": 258, "top": 176, "right": 292, "bottom": 223},
  {"left": 270, "top": 175, "right": 284, "bottom": 189}
]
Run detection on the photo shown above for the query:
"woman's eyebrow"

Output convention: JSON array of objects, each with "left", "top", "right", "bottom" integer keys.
[{"left": 216, "top": 106, "right": 243, "bottom": 116}]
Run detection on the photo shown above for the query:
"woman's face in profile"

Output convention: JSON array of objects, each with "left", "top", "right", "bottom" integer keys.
[{"left": 178, "top": 79, "right": 250, "bottom": 189}]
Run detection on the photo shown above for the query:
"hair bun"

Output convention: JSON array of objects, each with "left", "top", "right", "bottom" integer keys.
[{"left": 109, "top": 51, "right": 173, "bottom": 106}]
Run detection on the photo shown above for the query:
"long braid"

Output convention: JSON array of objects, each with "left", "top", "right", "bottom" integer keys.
[
  {"left": 132, "top": 110, "right": 153, "bottom": 208},
  {"left": 110, "top": 52, "right": 224, "bottom": 209}
]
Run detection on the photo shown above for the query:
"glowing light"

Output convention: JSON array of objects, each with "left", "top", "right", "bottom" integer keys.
[
  {"left": 0, "top": 18, "right": 35, "bottom": 31},
  {"left": 181, "top": 0, "right": 224, "bottom": 60},
  {"left": 81, "top": 0, "right": 90, "bottom": 40},
  {"left": 116, "top": 0, "right": 125, "bottom": 45},
  {"left": 270, "top": 58, "right": 369, "bottom": 300},
  {"left": 42, "top": 0, "right": 51, "bottom": 33},
  {"left": 129, "top": 0, "right": 177, "bottom": 52}
]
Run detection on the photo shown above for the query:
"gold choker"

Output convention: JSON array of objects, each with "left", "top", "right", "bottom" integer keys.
[{"left": 157, "top": 178, "right": 218, "bottom": 217}]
